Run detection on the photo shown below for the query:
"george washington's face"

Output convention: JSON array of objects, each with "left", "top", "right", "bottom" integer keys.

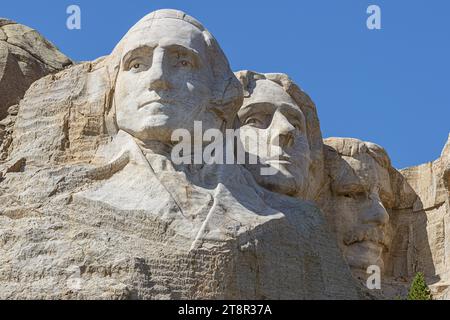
[
  {"left": 114, "top": 18, "right": 218, "bottom": 144},
  {"left": 237, "top": 79, "right": 311, "bottom": 196}
]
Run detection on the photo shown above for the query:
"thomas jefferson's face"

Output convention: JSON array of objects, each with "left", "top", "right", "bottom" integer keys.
[
  {"left": 114, "top": 18, "right": 215, "bottom": 143},
  {"left": 327, "top": 152, "right": 393, "bottom": 272},
  {"left": 237, "top": 80, "right": 311, "bottom": 197}
]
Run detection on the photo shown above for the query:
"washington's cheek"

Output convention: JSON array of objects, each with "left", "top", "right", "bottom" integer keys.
[
  {"left": 172, "top": 73, "right": 212, "bottom": 109},
  {"left": 115, "top": 76, "right": 141, "bottom": 112}
]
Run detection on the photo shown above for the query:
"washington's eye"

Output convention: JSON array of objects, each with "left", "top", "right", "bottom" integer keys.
[
  {"left": 176, "top": 59, "right": 193, "bottom": 68},
  {"left": 126, "top": 59, "right": 147, "bottom": 72}
]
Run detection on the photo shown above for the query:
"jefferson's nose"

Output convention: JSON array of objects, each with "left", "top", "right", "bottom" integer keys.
[
  {"left": 270, "top": 111, "right": 296, "bottom": 148},
  {"left": 147, "top": 50, "right": 170, "bottom": 91},
  {"left": 361, "top": 193, "right": 390, "bottom": 226}
]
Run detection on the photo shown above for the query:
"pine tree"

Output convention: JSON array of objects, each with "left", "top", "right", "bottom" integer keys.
[{"left": 407, "top": 272, "right": 432, "bottom": 300}]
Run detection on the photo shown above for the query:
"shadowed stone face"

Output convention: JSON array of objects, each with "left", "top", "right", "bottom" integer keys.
[
  {"left": 114, "top": 17, "right": 218, "bottom": 144},
  {"left": 236, "top": 77, "right": 312, "bottom": 197},
  {"left": 323, "top": 138, "right": 395, "bottom": 272}
]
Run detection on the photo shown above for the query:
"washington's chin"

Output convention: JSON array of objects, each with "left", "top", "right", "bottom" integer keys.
[
  {"left": 345, "top": 241, "right": 385, "bottom": 271},
  {"left": 120, "top": 115, "right": 177, "bottom": 143},
  {"left": 139, "top": 115, "right": 172, "bottom": 129}
]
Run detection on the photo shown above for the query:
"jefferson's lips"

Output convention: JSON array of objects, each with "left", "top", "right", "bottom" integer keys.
[{"left": 138, "top": 99, "right": 172, "bottom": 109}]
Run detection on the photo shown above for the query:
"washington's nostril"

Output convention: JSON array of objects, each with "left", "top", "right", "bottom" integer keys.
[
  {"left": 148, "top": 70, "right": 170, "bottom": 90},
  {"left": 149, "top": 79, "right": 169, "bottom": 91}
]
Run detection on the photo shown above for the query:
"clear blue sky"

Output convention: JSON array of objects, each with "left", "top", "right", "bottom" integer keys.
[{"left": 2, "top": 0, "right": 449, "bottom": 169}]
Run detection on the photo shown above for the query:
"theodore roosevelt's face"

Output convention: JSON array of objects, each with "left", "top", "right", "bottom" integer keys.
[
  {"left": 327, "top": 151, "right": 393, "bottom": 272},
  {"left": 237, "top": 79, "right": 311, "bottom": 197},
  {"left": 114, "top": 18, "right": 215, "bottom": 144}
]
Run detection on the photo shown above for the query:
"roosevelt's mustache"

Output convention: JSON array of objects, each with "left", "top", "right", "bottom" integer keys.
[{"left": 343, "top": 226, "right": 389, "bottom": 249}]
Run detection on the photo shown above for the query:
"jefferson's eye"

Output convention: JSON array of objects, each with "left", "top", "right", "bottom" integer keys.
[
  {"left": 245, "top": 118, "right": 261, "bottom": 126},
  {"left": 132, "top": 63, "right": 141, "bottom": 69}
]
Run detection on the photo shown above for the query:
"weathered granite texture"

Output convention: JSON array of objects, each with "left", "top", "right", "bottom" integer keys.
[
  {"left": 0, "top": 18, "right": 72, "bottom": 161},
  {"left": 0, "top": 8, "right": 448, "bottom": 300},
  {"left": 0, "top": 18, "right": 72, "bottom": 120},
  {"left": 395, "top": 136, "right": 450, "bottom": 298},
  {"left": 0, "top": 10, "right": 361, "bottom": 300}
]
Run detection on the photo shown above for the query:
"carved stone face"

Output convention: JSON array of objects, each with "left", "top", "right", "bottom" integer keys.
[
  {"left": 237, "top": 79, "right": 311, "bottom": 196},
  {"left": 325, "top": 148, "right": 394, "bottom": 272},
  {"left": 114, "top": 17, "right": 217, "bottom": 144}
]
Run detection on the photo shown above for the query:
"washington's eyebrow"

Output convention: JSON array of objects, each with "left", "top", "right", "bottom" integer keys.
[
  {"left": 121, "top": 45, "right": 154, "bottom": 66},
  {"left": 121, "top": 44, "right": 202, "bottom": 67},
  {"left": 162, "top": 44, "right": 202, "bottom": 66}
]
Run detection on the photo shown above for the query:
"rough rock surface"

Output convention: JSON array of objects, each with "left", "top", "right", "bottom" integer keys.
[
  {"left": 0, "top": 10, "right": 361, "bottom": 300},
  {"left": 0, "top": 9, "right": 448, "bottom": 300},
  {"left": 0, "top": 18, "right": 72, "bottom": 120},
  {"left": 397, "top": 136, "right": 450, "bottom": 298},
  {"left": 0, "top": 59, "right": 361, "bottom": 299}
]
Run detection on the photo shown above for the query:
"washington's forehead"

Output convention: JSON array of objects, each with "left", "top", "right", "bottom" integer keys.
[
  {"left": 245, "top": 80, "right": 297, "bottom": 106},
  {"left": 120, "top": 18, "right": 207, "bottom": 54}
]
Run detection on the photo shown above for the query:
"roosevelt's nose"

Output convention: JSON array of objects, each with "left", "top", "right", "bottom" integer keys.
[
  {"left": 147, "top": 49, "right": 171, "bottom": 91},
  {"left": 270, "top": 111, "right": 296, "bottom": 148},
  {"left": 361, "top": 193, "right": 390, "bottom": 226}
]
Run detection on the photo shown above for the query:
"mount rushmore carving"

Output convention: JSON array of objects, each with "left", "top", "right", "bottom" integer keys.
[{"left": 0, "top": 9, "right": 449, "bottom": 300}]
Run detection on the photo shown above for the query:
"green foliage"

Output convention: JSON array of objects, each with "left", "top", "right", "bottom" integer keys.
[{"left": 407, "top": 272, "right": 432, "bottom": 300}]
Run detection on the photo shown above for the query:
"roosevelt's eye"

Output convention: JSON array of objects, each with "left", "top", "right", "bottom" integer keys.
[{"left": 340, "top": 191, "right": 366, "bottom": 200}]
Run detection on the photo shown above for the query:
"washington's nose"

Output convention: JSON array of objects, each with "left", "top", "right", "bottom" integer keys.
[
  {"left": 271, "top": 112, "right": 296, "bottom": 148},
  {"left": 361, "top": 193, "right": 390, "bottom": 226},
  {"left": 147, "top": 51, "right": 170, "bottom": 91}
]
